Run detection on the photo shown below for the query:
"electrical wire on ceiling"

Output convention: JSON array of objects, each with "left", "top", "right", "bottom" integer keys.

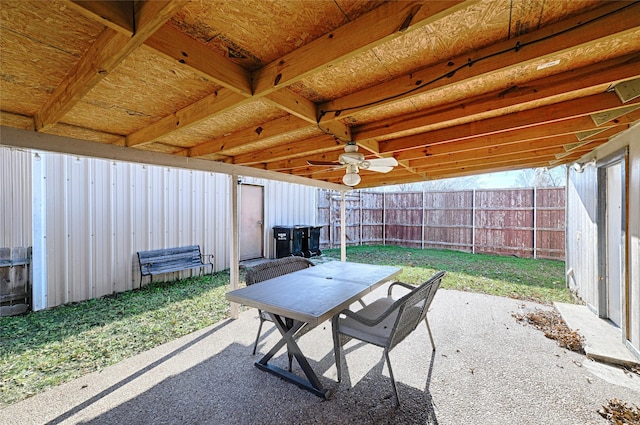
[{"left": 316, "top": 1, "right": 636, "bottom": 131}]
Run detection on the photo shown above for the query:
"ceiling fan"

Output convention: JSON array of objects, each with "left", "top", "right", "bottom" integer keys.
[{"left": 307, "top": 142, "right": 398, "bottom": 186}]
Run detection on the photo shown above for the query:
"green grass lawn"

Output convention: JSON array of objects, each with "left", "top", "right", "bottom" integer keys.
[
  {"left": 0, "top": 246, "right": 571, "bottom": 408},
  {"left": 0, "top": 271, "right": 231, "bottom": 408},
  {"left": 322, "top": 245, "right": 571, "bottom": 305}
]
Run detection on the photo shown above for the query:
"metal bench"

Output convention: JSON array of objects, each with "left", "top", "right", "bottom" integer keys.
[{"left": 137, "top": 245, "right": 214, "bottom": 286}]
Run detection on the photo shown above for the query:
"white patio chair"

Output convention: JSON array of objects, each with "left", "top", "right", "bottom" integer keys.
[{"left": 332, "top": 271, "right": 445, "bottom": 406}]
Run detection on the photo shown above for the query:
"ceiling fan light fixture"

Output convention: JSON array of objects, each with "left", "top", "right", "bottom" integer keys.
[{"left": 342, "top": 170, "right": 361, "bottom": 186}]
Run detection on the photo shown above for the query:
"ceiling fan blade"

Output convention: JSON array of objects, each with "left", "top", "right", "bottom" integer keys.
[
  {"left": 307, "top": 160, "right": 340, "bottom": 166},
  {"left": 312, "top": 165, "right": 346, "bottom": 174},
  {"left": 367, "top": 157, "right": 398, "bottom": 167},
  {"left": 367, "top": 165, "right": 394, "bottom": 173}
]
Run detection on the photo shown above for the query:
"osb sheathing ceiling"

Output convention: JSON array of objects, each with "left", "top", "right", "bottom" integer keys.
[{"left": 1, "top": 0, "right": 639, "bottom": 188}]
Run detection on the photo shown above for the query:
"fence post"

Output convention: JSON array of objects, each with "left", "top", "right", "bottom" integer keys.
[
  {"left": 359, "top": 191, "right": 363, "bottom": 246},
  {"left": 472, "top": 189, "right": 476, "bottom": 254},
  {"left": 383, "top": 191, "right": 386, "bottom": 246},
  {"left": 421, "top": 189, "right": 426, "bottom": 250},
  {"left": 340, "top": 191, "right": 346, "bottom": 261},
  {"left": 533, "top": 187, "right": 538, "bottom": 259}
]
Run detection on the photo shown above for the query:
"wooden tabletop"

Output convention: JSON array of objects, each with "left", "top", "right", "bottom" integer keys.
[{"left": 227, "top": 261, "right": 401, "bottom": 326}]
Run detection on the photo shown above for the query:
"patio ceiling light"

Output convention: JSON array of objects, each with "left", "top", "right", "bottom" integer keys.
[{"left": 572, "top": 158, "right": 597, "bottom": 173}]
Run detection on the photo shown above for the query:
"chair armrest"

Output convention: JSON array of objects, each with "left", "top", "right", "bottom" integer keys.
[
  {"left": 387, "top": 281, "right": 415, "bottom": 297},
  {"left": 335, "top": 296, "right": 404, "bottom": 328}
]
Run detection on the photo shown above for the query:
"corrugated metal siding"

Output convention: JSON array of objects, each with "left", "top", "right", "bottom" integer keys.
[
  {"left": 0, "top": 147, "right": 32, "bottom": 247},
  {"left": 629, "top": 138, "right": 640, "bottom": 356},
  {"left": 566, "top": 167, "right": 599, "bottom": 311},
  {"left": 566, "top": 125, "right": 639, "bottom": 358},
  {"left": 1, "top": 149, "right": 318, "bottom": 309},
  {"left": 41, "top": 161, "right": 317, "bottom": 307},
  {"left": 0, "top": 147, "right": 33, "bottom": 314}
]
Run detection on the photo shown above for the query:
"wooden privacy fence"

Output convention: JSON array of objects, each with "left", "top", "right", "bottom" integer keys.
[{"left": 317, "top": 188, "right": 565, "bottom": 260}]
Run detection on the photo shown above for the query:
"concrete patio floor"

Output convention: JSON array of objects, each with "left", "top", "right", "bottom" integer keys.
[{"left": 3, "top": 287, "right": 639, "bottom": 425}]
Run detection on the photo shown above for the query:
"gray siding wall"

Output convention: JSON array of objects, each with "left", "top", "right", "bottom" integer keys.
[
  {"left": 1, "top": 148, "right": 318, "bottom": 310},
  {"left": 0, "top": 148, "right": 32, "bottom": 248},
  {"left": 566, "top": 123, "right": 639, "bottom": 357},
  {"left": 566, "top": 166, "right": 599, "bottom": 309}
]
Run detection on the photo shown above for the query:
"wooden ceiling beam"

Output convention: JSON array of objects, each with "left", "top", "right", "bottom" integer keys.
[
  {"left": 191, "top": 52, "right": 640, "bottom": 165},
  {"left": 126, "top": 89, "right": 245, "bottom": 147},
  {"left": 381, "top": 93, "right": 640, "bottom": 154},
  {"left": 319, "top": 2, "right": 640, "bottom": 121},
  {"left": 145, "top": 24, "right": 253, "bottom": 96},
  {"left": 408, "top": 134, "right": 582, "bottom": 168},
  {"left": 202, "top": 52, "right": 640, "bottom": 169},
  {"left": 252, "top": 1, "right": 469, "bottom": 97},
  {"left": 422, "top": 161, "right": 554, "bottom": 182},
  {"left": 68, "top": 1, "right": 134, "bottom": 35},
  {"left": 392, "top": 116, "right": 628, "bottom": 162},
  {"left": 251, "top": 1, "right": 468, "bottom": 142},
  {"left": 134, "top": 0, "right": 466, "bottom": 146},
  {"left": 353, "top": 52, "right": 640, "bottom": 142},
  {"left": 186, "top": 115, "right": 312, "bottom": 157},
  {"left": 232, "top": 135, "right": 340, "bottom": 166},
  {"left": 134, "top": 15, "right": 353, "bottom": 146},
  {"left": 414, "top": 142, "right": 604, "bottom": 174},
  {"left": 35, "top": 0, "right": 187, "bottom": 132},
  {"left": 423, "top": 142, "right": 603, "bottom": 177},
  {"left": 399, "top": 106, "right": 640, "bottom": 163},
  {"left": 266, "top": 149, "right": 344, "bottom": 171}
]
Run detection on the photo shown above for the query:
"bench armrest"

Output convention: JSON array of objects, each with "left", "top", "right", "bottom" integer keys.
[
  {"left": 201, "top": 253, "right": 214, "bottom": 265},
  {"left": 140, "top": 261, "right": 153, "bottom": 274}
]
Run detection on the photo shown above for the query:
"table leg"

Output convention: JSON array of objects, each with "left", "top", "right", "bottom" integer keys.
[{"left": 254, "top": 313, "right": 331, "bottom": 399}]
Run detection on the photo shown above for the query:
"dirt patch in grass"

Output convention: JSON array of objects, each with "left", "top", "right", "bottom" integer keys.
[
  {"left": 512, "top": 308, "right": 585, "bottom": 354},
  {"left": 598, "top": 399, "right": 640, "bottom": 424}
]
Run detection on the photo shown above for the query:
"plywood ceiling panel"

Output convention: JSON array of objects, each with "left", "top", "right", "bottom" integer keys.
[{"left": 1, "top": 0, "right": 639, "bottom": 188}]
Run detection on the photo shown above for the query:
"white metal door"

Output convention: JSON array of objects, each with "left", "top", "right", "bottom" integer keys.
[
  {"left": 239, "top": 184, "right": 264, "bottom": 261},
  {"left": 606, "top": 162, "right": 623, "bottom": 327}
]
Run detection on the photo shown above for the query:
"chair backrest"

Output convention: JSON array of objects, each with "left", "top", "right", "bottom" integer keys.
[
  {"left": 245, "top": 256, "right": 314, "bottom": 285},
  {"left": 388, "top": 271, "right": 444, "bottom": 350}
]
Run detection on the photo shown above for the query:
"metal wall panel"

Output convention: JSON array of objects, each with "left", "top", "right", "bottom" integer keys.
[
  {"left": 0, "top": 147, "right": 32, "bottom": 247},
  {"left": 629, "top": 137, "right": 640, "bottom": 357},
  {"left": 566, "top": 166, "right": 599, "bottom": 311},
  {"left": 0, "top": 147, "right": 33, "bottom": 315},
  {"left": 565, "top": 124, "right": 639, "bottom": 359},
  {"left": 0, "top": 153, "right": 313, "bottom": 309}
]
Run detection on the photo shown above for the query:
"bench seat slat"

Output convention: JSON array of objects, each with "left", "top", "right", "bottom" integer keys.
[{"left": 137, "top": 245, "right": 213, "bottom": 286}]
